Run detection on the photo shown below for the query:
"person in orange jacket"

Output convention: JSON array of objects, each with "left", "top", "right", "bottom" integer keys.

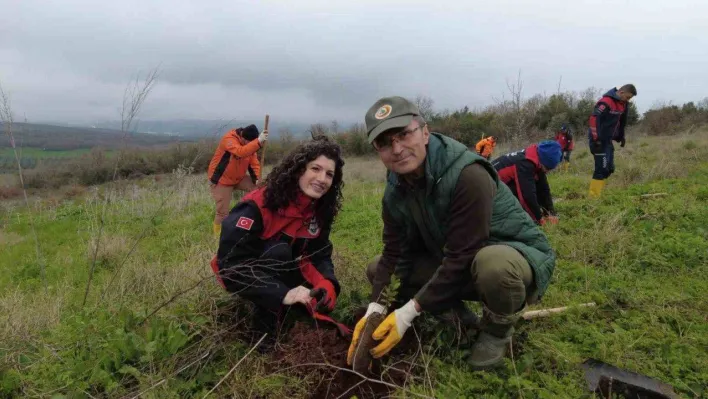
[
  {"left": 208, "top": 124, "right": 268, "bottom": 236},
  {"left": 475, "top": 136, "right": 497, "bottom": 160}
]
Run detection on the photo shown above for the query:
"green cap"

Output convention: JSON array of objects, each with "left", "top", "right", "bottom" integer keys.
[{"left": 364, "top": 96, "right": 420, "bottom": 144}]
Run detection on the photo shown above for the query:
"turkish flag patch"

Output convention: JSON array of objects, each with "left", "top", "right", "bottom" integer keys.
[{"left": 236, "top": 217, "right": 254, "bottom": 230}]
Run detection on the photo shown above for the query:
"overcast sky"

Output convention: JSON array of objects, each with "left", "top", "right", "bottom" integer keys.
[{"left": 1, "top": 0, "right": 707, "bottom": 127}]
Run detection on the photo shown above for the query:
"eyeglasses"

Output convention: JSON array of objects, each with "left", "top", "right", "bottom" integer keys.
[{"left": 372, "top": 124, "right": 426, "bottom": 152}]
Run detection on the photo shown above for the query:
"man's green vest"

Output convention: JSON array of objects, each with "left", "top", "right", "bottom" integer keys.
[{"left": 383, "top": 133, "right": 556, "bottom": 298}]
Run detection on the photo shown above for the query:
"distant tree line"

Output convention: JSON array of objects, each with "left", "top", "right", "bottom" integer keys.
[
  {"left": 19, "top": 142, "right": 214, "bottom": 189},
  {"left": 4, "top": 89, "right": 708, "bottom": 192},
  {"left": 641, "top": 99, "right": 708, "bottom": 135}
]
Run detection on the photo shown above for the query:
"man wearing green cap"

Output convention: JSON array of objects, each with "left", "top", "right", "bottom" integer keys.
[{"left": 346, "top": 96, "right": 556, "bottom": 370}]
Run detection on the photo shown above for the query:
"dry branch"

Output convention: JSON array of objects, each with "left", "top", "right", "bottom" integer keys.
[
  {"left": 274, "top": 362, "right": 435, "bottom": 399},
  {"left": 98, "top": 119, "right": 236, "bottom": 303},
  {"left": 202, "top": 333, "right": 267, "bottom": 398},
  {"left": 139, "top": 275, "right": 212, "bottom": 326},
  {"left": 128, "top": 350, "right": 211, "bottom": 399}
]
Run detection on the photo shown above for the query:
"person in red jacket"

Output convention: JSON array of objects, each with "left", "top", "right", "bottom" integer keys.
[
  {"left": 210, "top": 136, "right": 348, "bottom": 341},
  {"left": 492, "top": 141, "right": 562, "bottom": 224},
  {"left": 587, "top": 84, "right": 637, "bottom": 198},
  {"left": 208, "top": 124, "right": 268, "bottom": 236},
  {"left": 554, "top": 124, "right": 574, "bottom": 172}
]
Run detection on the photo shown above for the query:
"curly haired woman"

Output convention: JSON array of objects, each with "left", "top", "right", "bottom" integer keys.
[{"left": 210, "top": 136, "right": 347, "bottom": 336}]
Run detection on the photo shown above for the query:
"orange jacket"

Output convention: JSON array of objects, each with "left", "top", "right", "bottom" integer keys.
[
  {"left": 208, "top": 129, "right": 262, "bottom": 186},
  {"left": 475, "top": 137, "right": 496, "bottom": 158}
]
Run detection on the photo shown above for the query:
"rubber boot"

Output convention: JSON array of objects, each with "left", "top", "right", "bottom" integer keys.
[
  {"left": 467, "top": 307, "right": 521, "bottom": 370},
  {"left": 213, "top": 222, "right": 222, "bottom": 237},
  {"left": 588, "top": 179, "right": 605, "bottom": 199},
  {"left": 563, "top": 162, "right": 569, "bottom": 173}
]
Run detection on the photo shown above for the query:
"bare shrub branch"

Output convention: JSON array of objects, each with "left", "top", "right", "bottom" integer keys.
[{"left": 83, "top": 67, "right": 160, "bottom": 307}]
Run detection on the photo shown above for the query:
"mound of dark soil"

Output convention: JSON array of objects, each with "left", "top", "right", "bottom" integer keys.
[{"left": 270, "top": 321, "right": 406, "bottom": 399}]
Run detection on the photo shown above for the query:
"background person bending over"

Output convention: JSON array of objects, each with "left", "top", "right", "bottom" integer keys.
[
  {"left": 208, "top": 124, "right": 268, "bottom": 236},
  {"left": 492, "top": 140, "right": 562, "bottom": 225},
  {"left": 554, "top": 124, "right": 574, "bottom": 172}
]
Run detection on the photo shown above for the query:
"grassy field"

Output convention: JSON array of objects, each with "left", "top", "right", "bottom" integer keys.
[
  {"left": 0, "top": 147, "right": 103, "bottom": 175},
  {"left": 0, "top": 148, "right": 93, "bottom": 159},
  {"left": 0, "top": 132, "right": 706, "bottom": 398}
]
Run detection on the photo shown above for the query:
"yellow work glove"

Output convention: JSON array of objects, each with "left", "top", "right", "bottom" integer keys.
[
  {"left": 346, "top": 302, "right": 386, "bottom": 366},
  {"left": 370, "top": 300, "right": 420, "bottom": 359}
]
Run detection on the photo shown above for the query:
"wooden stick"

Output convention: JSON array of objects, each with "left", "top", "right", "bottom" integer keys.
[
  {"left": 522, "top": 302, "right": 596, "bottom": 320},
  {"left": 260, "top": 114, "right": 270, "bottom": 167}
]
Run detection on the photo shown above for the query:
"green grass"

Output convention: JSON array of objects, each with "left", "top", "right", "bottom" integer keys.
[{"left": 0, "top": 133, "right": 707, "bottom": 398}]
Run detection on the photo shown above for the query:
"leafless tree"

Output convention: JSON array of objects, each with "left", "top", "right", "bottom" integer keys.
[
  {"left": 579, "top": 87, "right": 602, "bottom": 103},
  {"left": 415, "top": 95, "right": 435, "bottom": 120},
  {"left": 489, "top": 70, "right": 544, "bottom": 144},
  {"left": 121, "top": 68, "right": 159, "bottom": 134},
  {"left": 84, "top": 67, "right": 159, "bottom": 306},
  {"left": 99, "top": 118, "right": 237, "bottom": 303},
  {"left": 0, "top": 81, "right": 48, "bottom": 295},
  {"left": 697, "top": 97, "right": 708, "bottom": 111},
  {"left": 506, "top": 70, "right": 526, "bottom": 141},
  {"left": 278, "top": 128, "right": 295, "bottom": 146}
]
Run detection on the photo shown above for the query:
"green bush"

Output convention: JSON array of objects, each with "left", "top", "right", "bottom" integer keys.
[
  {"left": 641, "top": 101, "right": 708, "bottom": 135},
  {"left": 683, "top": 140, "right": 697, "bottom": 150},
  {"left": 22, "top": 309, "right": 199, "bottom": 397}
]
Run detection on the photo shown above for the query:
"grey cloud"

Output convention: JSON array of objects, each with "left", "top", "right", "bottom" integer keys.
[{"left": 1, "top": 0, "right": 708, "bottom": 125}]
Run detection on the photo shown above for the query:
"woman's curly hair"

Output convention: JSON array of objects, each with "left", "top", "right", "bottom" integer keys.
[{"left": 262, "top": 136, "right": 345, "bottom": 230}]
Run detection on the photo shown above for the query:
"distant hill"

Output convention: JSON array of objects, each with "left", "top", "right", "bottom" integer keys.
[
  {"left": 1, "top": 118, "right": 359, "bottom": 151},
  {"left": 88, "top": 119, "right": 329, "bottom": 138},
  {"left": 0, "top": 122, "right": 194, "bottom": 151}
]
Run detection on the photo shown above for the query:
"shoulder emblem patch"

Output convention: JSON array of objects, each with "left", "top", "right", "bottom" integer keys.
[{"left": 236, "top": 217, "right": 254, "bottom": 230}]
